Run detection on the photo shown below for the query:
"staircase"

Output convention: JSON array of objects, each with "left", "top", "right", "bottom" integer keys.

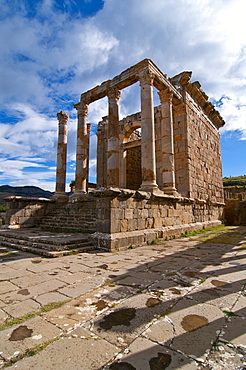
[
  {"left": 37, "top": 200, "right": 97, "bottom": 233},
  {"left": 0, "top": 229, "right": 96, "bottom": 257}
]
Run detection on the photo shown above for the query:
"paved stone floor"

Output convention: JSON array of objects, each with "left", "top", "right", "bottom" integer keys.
[{"left": 0, "top": 225, "right": 245, "bottom": 369}]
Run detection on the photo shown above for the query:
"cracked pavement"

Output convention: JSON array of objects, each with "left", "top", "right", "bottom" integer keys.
[{"left": 0, "top": 225, "right": 246, "bottom": 369}]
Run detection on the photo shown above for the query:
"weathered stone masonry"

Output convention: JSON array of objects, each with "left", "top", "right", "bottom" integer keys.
[{"left": 5, "top": 59, "right": 225, "bottom": 251}]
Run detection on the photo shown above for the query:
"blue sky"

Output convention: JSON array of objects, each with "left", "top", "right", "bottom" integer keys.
[{"left": 0, "top": 0, "right": 245, "bottom": 191}]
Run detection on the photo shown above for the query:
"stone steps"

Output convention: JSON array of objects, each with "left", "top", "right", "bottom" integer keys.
[
  {"left": 0, "top": 230, "right": 96, "bottom": 257},
  {"left": 37, "top": 210, "right": 97, "bottom": 233}
]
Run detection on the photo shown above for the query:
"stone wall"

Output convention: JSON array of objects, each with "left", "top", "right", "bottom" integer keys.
[
  {"left": 185, "top": 93, "right": 224, "bottom": 202},
  {"left": 5, "top": 196, "right": 55, "bottom": 228},
  {"left": 224, "top": 199, "right": 246, "bottom": 225},
  {"left": 126, "top": 146, "right": 141, "bottom": 190},
  {"left": 92, "top": 191, "right": 224, "bottom": 250},
  {"left": 224, "top": 186, "right": 246, "bottom": 200}
]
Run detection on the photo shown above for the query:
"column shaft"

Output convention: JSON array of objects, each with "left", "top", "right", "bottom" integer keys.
[
  {"left": 74, "top": 102, "right": 89, "bottom": 193},
  {"left": 55, "top": 111, "right": 68, "bottom": 196},
  {"left": 139, "top": 70, "right": 158, "bottom": 191},
  {"left": 107, "top": 87, "right": 121, "bottom": 187},
  {"left": 158, "top": 89, "right": 177, "bottom": 195}
]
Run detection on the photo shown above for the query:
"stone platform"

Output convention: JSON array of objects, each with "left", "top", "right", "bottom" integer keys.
[
  {"left": 0, "top": 229, "right": 95, "bottom": 257},
  {"left": 0, "top": 225, "right": 245, "bottom": 369}
]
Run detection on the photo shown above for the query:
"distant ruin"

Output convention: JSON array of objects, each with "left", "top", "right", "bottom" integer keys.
[{"left": 5, "top": 59, "right": 225, "bottom": 251}]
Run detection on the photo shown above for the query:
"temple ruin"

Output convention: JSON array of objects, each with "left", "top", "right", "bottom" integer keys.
[{"left": 5, "top": 59, "right": 225, "bottom": 252}]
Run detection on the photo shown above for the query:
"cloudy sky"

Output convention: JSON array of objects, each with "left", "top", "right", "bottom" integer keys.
[{"left": 0, "top": 0, "right": 245, "bottom": 191}]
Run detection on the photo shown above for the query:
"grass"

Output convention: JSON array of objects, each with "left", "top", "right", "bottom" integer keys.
[
  {"left": 0, "top": 301, "right": 68, "bottom": 331},
  {"left": 181, "top": 225, "right": 226, "bottom": 238},
  {"left": 165, "top": 272, "right": 176, "bottom": 277},
  {"left": 223, "top": 310, "right": 238, "bottom": 317},
  {"left": 3, "top": 337, "right": 60, "bottom": 367}
]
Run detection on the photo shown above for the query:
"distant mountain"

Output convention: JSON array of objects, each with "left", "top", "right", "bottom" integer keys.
[{"left": 0, "top": 185, "right": 54, "bottom": 205}]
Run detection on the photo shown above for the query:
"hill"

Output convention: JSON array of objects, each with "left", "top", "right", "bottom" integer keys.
[
  {"left": 0, "top": 185, "right": 54, "bottom": 205},
  {"left": 223, "top": 175, "right": 246, "bottom": 187}
]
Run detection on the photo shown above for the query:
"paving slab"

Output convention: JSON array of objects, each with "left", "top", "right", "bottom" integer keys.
[
  {"left": 220, "top": 316, "right": 246, "bottom": 346},
  {"left": 57, "top": 274, "right": 107, "bottom": 298},
  {"left": 89, "top": 292, "right": 174, "bottom": 347},
  {"left": 11, "top": 269, "right": 70, "bottom": 289},
  {"left": 0, "top": 316, "right": 62, "bottom": 361},
  {"left": 26, "top": 279, "right": 67, "bottom": 297},
  {"left": 0, "top": 308, "right": 10, "bottom": 324},
  {"left": 0, "top": 267, "right": 30, "bottom": 281},
  {"left": 34, "top": 291, "right": 69, "bottom": 306},
  {"left": 7, "top": 336, "right": 119, "bottom": 370},
  {"left": 105, "top": 337, "right": 198, "bottom": 369},
  {"left": 0, "top": 281, "right": 18, "bottom": 295},
  {"left": 165, "top": 299, "right": 226, "bottom": 359},
  {"left": 3, "top": 298, "right": 41, "bottom": 318}
]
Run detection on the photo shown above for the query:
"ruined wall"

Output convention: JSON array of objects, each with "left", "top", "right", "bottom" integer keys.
[
  {"left": 185, "top": 93, "right": 224, "bottom": 202},
  {"left": 224, "top": 199, "right": 246, "bottom": 225},
  {"left": 5, "top": 196, "right": 55, "bottom": 227},
  {"left": 93, "top": 192, "right": 224, "bottom": 250},
  {"left": 126, "top": 146, "right": 141, "bottom": 190}
]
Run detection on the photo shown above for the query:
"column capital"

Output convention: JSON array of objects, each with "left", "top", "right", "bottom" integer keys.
[
  {"left": 74, "top": 101, "right": 88, "bottom": 117},
  {"left": 138, "top": 68, "right": 155, "bottom": 86},
  {"left": 57, "top": 111, "right": 69, "bottom": 124},
  {"left": 158, "top": 88, "right": 173, "bottom": 104},
  {"left": 107, "top": 87, "right": 121, "bottom": 101}
]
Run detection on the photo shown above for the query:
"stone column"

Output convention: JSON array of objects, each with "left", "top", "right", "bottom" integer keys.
[
  {"left": 107, "top": 87, "right": 121, "bottom": 188},
  {"left": 86, "top": 123, "right": 91, "bottom": 192},
  {"left": 53, "top": 111, "right": 68, "bottom": 201},
  {"left": 139, "top": 69, "right": 158, "bottom": 191},
  {"left": 158, "top": 88, "right": 178, "bottom": 195},
  {"left": 73, "top": 101, "right": 89, "bottom": 195}
]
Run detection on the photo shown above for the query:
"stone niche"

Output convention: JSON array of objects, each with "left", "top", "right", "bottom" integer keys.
[{"left": 5, "top": 59, "right": 225, "bottom": 251}]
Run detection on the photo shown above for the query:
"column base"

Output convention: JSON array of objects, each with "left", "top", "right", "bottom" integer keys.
[
  {"left": 139, "top": 182, "right": 159, "bottom": 192},
  {"left": 69, "top": 190, "right": 89, "bottom": 203},
  {"left": 51, "top": 192, "right": 68, "bottom": 202},
  {"left": 162, "top": 186, "right": 180, "bottom": 196}
]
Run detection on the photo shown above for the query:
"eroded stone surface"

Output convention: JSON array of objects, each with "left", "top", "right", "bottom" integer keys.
[
  {"left": 106, "top": 337, "right": 198, "bottom": 369},
  {"left": 0, "top": 316, "right": 61, "bottom": 360},
  {"left": 7, "top": 337, "right": 118, "bottom": 370}
]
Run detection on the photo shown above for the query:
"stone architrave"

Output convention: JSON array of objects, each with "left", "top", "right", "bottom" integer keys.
[
  {"left": 73, "top": 101, "right": 89, "bottom": 195},
  {"left": 158, "top": 88, "right": 178, "bottom": 195},
  {"left": 107, "top": 87, "right": 121, "bottom": 187},
  {"left": 53, "top": 111, "right": 68, "bottom": 201},
  {"left": 138, "top": 69, "right": 158, "bottom": 191}
]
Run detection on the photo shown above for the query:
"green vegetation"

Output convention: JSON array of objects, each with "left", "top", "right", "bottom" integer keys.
[
  {"left": 0, "top": 205, "right": 6, "bottom": 211},
  {"left": 3, "top": 337, "right": 60, "bottom": 367},
  {"left": 223, "top": 175, "right": 246, "bottom": 187},
  {"left": 181, "top": 225, "right": 226, "bottom": 238},
  {"left": 0, "top": 301, "right": 68, "bottom": 331},
  {"left": 223, "top": 310, "right": 238, "bottom": 317}
]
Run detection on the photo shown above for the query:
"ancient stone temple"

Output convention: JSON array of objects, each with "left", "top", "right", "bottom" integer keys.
[{"left": 5, "top": 59, "right": 225, "bottom": 252}]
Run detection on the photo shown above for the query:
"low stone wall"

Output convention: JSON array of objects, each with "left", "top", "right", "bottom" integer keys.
[
  {"left": 4, "top": 196, "right": 56, "bottom": 228},
  {"left": 224, "top": 199, "right": 246, "bottom": 225}
]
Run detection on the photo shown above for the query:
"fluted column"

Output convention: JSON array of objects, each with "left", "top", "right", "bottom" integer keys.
[
  {"left": 158, "top": 88, "right": 178, "bottom": 195},
  {"left": 53, "top": 111, "right": 68, "bottom": 201},
  {"left": 139, "top": 69, "right": 158, "bottom": 191},
  {"left": 107, "top": 87, "right": 121, "bottom": 187},
  {"left": 74, "top": 101, "right": 89, "bottom": 194}
]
